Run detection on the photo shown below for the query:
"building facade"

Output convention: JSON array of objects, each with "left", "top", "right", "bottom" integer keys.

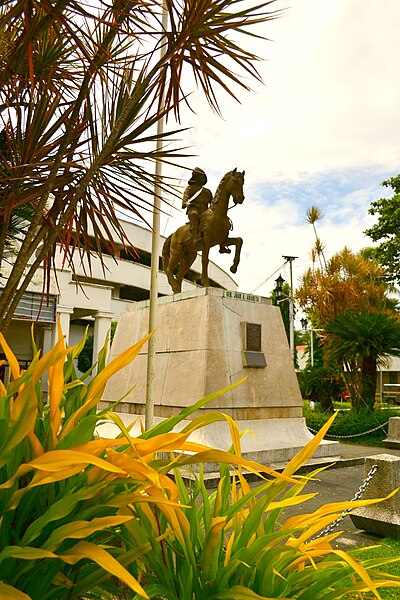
[{"left": 1, "top": 220, "right": 237, "bottom": 378}]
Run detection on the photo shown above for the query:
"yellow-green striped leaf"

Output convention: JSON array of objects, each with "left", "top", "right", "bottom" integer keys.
[
  {"left": 0, "top": 582, "right": 31, "bottom": 600},
  {"left": 60, "top": 540, "right": 148, "bottom": 598}
]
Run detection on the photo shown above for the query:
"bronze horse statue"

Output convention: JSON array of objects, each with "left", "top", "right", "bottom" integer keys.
[{"left": 162, "top": 168, "right": 245, "bottom": 294}]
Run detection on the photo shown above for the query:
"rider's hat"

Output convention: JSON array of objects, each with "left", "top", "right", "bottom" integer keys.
[{"left": 189, "top": 167, "right": 207, "bottom": 185}]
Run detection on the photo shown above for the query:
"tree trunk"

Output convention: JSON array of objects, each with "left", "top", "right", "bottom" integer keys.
[{"left": 360, "top": 356, "right": 378, "bottom": 412}]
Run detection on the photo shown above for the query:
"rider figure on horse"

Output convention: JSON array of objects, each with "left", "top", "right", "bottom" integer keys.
[{"left": 182, "top": 167, "right": 230, "bottom": 253}]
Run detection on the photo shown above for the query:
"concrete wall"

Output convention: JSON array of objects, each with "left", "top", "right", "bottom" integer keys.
[{"left": 2, "top": 221, "right": 237, "bottom": 366}]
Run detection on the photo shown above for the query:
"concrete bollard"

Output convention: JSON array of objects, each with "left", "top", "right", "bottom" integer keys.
[
  {"left": 384, "top": 417, "right": 400, "bottom": 449},
  {"left": 350, "top": 454, "right": 400, "bottom": 537}
]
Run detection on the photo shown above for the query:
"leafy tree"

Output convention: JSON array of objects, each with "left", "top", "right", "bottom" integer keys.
[
  {"left": 299, "top": 364, "right": 343, "bottom": 413},
  {"left": 324, "top": 311, "right": 400, "bottom": 413},
  {"left": 0, "top": 0, "right": 282, "bottom": 332},
  {"left": 297, "top": 209, "right": 398, "bottom": 413},
  {"left": 306, "top": 205, "right": 327, "bottom": 270},
  {"left": 0, "top": 131, "right": 34, "bottom": 261},
  {"left": 296, "top": 247, "right": 394, "bottom": 327},
  {"left": 365, "top": 174, "right": 400, "bottom": 284}
]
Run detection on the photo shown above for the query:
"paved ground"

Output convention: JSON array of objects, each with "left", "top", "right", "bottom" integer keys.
[
  {"left": 201, "top": 443, "right": 400, "bottom": 549},
  {"left": 276, "top": 443, "right": 400, "bottom": 550}
]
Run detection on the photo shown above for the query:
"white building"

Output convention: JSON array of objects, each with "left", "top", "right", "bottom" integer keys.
[{"left": 1, "top": 220, "right": 237, "bottom": 376}]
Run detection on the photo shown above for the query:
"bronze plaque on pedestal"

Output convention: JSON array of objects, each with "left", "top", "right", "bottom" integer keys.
[
  {"left": 242, "top": 322, "right": 266, "bottom": 368},
  {"left": 246, "top": 322, "right": 262, "bottom": 352}
]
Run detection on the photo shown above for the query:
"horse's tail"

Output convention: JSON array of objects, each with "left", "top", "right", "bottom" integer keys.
[{"left": 162, "top": 234, "right": 172, "bottom": 272}]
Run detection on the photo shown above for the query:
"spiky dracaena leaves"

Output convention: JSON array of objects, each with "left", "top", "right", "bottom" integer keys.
[
  {"left": 0, "top": 0, "right": 283, "bottom": 331},
  {"left": 0, "top": 324, "right": 294, "bottom": 599}
]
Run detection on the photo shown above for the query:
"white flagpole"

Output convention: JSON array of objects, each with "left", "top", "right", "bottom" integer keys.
[{"left": 145, "top": 2, "right": 168, "bottom": 430}]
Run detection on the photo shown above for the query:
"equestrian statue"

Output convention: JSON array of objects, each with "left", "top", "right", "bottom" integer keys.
[{"left": 162, "top": 168, "right": 245, "bottom": 294}]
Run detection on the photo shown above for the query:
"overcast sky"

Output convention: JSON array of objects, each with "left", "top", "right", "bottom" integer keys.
[{"left": 159, "top": 0, "right": 400, "bottom": 298}]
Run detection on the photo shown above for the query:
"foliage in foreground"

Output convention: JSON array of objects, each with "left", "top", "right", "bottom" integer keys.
[
  {"left": 0, "top": 325, "right": 285, "bottom": 599},
  {"left": 1, "top": 327, "right": 400, "bottom": 598},
  {"left": 77, "top": 321, "right": 117, "bottom": 374},
  {"left": 121, "top": 413, "right": 400, "bottom": 599}
]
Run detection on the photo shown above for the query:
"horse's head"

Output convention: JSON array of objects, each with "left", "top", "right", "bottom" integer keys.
[{"left": 229, "top": 168, "right": 245, "bottom": 205}]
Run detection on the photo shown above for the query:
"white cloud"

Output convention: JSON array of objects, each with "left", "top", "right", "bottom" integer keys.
[
  {"left": 158, "top": 0, "right": 400, "bottom": 298},
  {"left": 171, "top": 0, "right": 400, "bottom": 181}
]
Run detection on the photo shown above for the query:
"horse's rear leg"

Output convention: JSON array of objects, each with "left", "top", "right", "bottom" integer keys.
[
  {"left": 176, "top": 252, "right": 197, "bottom": 291},
  {"left": 201, "top": 246, "right": 210, "bottom": 287},
  {"left": 166, "top": 252, "right": 181, "bottom": 293}
]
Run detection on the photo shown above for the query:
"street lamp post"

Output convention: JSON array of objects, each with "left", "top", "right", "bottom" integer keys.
[
  {"left": 274, "top": 256, "right": 297, "bottom": 362},
  {"left": 300, "top": 319, "right": 324, "bottom": 368},
  {"left": 283, "top": 256, "right": 296, "bottom": 361},
  {"left": 274, "top": 274, "right": 295, "bottom": 361},
  {"left": 300, "top": 317, "right": 314, "bottom": 367}
]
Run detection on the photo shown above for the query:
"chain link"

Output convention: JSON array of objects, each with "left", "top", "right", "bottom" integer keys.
[
  {"left": 307, "top": 421, "right": 388, "bottom": 439},
  {"left": 309, "top": 464, "right": 378, "bottom": 541}
]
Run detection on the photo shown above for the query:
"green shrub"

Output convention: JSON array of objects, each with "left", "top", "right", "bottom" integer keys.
[
  {"left": 299, "top": 365, "right": 344, "bottom": 413},
  {"left": 77, "top": 321, "right": 117, "bottom": 373},
  {"left": 304, "top": 404, "right": 400, "bottom": 445}
]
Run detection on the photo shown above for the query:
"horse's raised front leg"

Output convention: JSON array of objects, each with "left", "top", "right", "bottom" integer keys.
[{"left": 224, "top": 237, "right": 243, "bottom": 273}]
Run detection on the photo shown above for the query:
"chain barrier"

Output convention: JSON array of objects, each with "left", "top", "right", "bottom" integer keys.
[
  {"left": 307, "top": 421, "right": 389, "bottom": 439},
  {"left": 310, "top": 464, "right": 378, "bottom": 541}
]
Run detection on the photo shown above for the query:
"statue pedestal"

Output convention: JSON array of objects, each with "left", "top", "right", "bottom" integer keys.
[{"left": 101, "top": 288, "right": 338, "bottom": 468}]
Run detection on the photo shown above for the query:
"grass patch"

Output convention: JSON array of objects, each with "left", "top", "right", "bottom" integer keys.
[
  {"left": 351, "top": 538, "right": 400, "bottom": 599},
  {"left": 332, "top": 400, "right": 352, "bottom": 410}
]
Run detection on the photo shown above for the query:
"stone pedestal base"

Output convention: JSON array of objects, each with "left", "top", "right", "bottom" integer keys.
[
  {"left": 384, "top": 417, "right": 400, "bottom": 449},
  {"left": 101, "top": 288, "right": 338, "bottom": 467},
  {"left": 350, "top": 454, "right": 400, "bottom": 537}
]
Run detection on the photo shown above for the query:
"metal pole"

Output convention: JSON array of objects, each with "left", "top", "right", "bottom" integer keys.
[
  {"left": 283, "top": 255, "right": 297, "bottom": 362},
  {"left": 310, "top": 329, "right": 314, "bottom": 367},
  {"left": 145, "top": 3, "right": 168, "bottom": 430}
]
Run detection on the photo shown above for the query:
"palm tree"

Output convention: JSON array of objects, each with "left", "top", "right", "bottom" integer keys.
[
  {"left": 0, "top": 0, "right": 282, "bottom": 332},
  {"left": 306, "top": 205, "right": 327, "bottom": 270},
  {"left": 324, "top": 311, "right": 400, "bottom": 412}
]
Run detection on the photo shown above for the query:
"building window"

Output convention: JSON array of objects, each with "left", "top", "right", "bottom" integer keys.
[
  {"left": 389, "top": 372, "right": 398, "bottom": 384},
  {"left": 12, "top": 291, "right": 57, "bottom": 322},
  {"left": 0, "top": 359, "right": 30, "bottom": 386}
]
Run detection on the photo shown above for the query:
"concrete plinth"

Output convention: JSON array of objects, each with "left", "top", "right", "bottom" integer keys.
[
  {"left": 384, "top": 417, "right": 400, "bottom": 449},
  {"left": 101, "top": 288, "right": 338, "bottom": 466},
  {"left": 350, "top": 454, "right": 400, "bottom": 537}
]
